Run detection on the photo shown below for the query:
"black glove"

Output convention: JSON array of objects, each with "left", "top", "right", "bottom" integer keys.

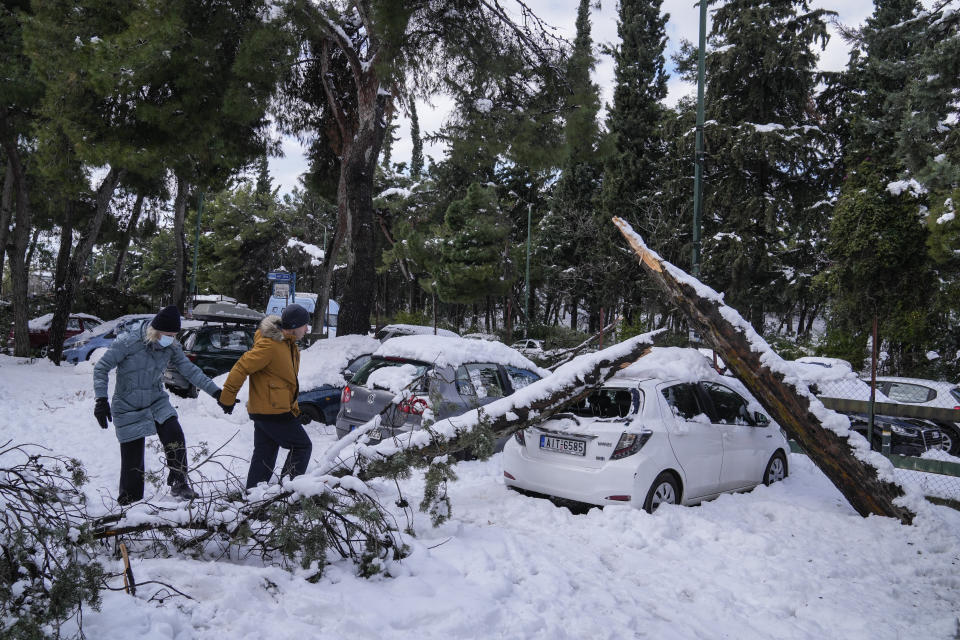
[
  {"left": 215, "top": 390, "right": 235, "bottom": 415},
  {"left": 94, "top": 398, "right": 112, "bottom": 429},
  {"left": 299, "top": 413, "right": 312, "bottom": 425}
]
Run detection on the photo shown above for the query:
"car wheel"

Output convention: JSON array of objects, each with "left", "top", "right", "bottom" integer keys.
[
  {"left": 937, "top": 425, "right": 959, "bottom": 456},
  {"left": 643, "top": 472, "right": 679, "bottom": 513},
  {"left": 187, "top": 385, "right": 199, "bottom": 399},
  {"left": 763, "top": 451, "right": 788, "bottom": 485},
  {"left": 300, "top": 404, "right": 322, "bottom": 424}
]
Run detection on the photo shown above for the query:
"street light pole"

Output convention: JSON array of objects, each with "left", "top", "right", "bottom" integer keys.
[
  {"left": 189, "top": 192, "right": 204, "bottom": 316},
  {"left": 524, "top": 202, "right": 532, "bottom": 339},
  {"left": 692, "top": 0, "right": 707, "bottom": 277}
]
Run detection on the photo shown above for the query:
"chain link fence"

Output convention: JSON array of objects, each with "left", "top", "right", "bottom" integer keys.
[{"left": 789, "top": 358, "right": 960, "bottom": 504}]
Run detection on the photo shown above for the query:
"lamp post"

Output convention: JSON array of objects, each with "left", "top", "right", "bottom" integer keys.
[
  {"left": 524, "top": 202, "right": 532, "bottom": 339},
  {"left": 188, "top": 192, "right": 204, "bottom": 316},
  {"left": 692, "top": 0, "right": 708, "bottom": 277}
]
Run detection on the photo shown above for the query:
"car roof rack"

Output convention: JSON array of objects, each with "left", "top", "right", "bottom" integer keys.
[{"left": 191, "top": 302, "right": 265, "bottom": 325}]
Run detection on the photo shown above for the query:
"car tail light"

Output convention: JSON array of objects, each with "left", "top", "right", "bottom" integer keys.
[
  {"left": 342, "top": 386, "right": 352, "bottom": 403},
  {"left": 605, "top": 495, "right": 631, "bottom": 502},
  {"left": 610, "top": 429, "right": 653, "bottom": 460},
  {"left": 398, "top": 396, "right": 428, "bottom": 415},
  {"left": 503, "top": 471, "right": 516, "bottom": 480},
  {"left": 514, "top": 429, "right": 526, "bottom": 446}
]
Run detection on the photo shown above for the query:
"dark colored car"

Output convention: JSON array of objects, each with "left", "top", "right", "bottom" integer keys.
[
  {"left": 164, "top": 322, "right": 257, "bottom": 397},
  {"left": 6, "top": 313, "right": 103, "bottom": 356},
  {"left": 297, "top": 354, "right": 373, "bottom": 424},
  {"left": 845, "top": 413, "right": 944, "bottom": 456}
]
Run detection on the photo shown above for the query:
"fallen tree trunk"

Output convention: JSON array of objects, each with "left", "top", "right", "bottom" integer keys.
[{"left": 612, "top": 217, "right": 916, "bottom": 525}]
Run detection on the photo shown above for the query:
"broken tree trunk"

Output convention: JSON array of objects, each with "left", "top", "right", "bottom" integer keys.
[{"left": 612, "top": 217, "right": 916, "bottom": 525}]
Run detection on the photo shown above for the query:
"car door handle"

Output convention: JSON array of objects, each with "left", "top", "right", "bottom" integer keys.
[{"left": 766, "top": 434, "right": 773, "bottom": 438}]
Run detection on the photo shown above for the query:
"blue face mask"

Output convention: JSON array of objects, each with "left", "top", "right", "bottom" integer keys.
[{"left": 158, "top": 335, "right": 175, "bottom": 348}]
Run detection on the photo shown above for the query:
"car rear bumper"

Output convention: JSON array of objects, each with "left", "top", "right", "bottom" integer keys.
[{"left": 501, "top": 439, "right": 640, "bottom": 507}]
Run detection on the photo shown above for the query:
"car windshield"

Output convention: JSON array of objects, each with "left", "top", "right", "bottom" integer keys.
[
  {"left": 568, "top": 387, "right": 639, "bottom": 418},
  {"left": 351, "top": 357, "right": 429, "bottom": 388}
]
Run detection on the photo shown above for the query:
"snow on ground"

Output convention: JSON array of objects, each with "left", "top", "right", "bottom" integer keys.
[{"left": 2, "top": 354, "right": 960, "bottom": 639}]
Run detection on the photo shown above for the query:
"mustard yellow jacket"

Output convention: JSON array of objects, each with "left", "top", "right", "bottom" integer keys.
[{"left": 221, "top": 316, "right": 301, "bottom": 417}]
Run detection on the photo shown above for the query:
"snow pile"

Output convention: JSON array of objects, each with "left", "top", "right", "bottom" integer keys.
[
  {"left": 298, "top": 334, "right": 380, "bottom": 390},
  {"left": 372, "top": 335, "right": 547, "bottom": 375},
  {"left": 366, "top": 363, "right": 420, "bottom": 393}
]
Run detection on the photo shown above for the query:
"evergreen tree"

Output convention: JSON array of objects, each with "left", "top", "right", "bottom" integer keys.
[
  {"left": 688, "top": 0, "right": 833, "bottom": 330},
  {"left": 430, "top": 183, "right": 513, "bottom": 305},
  {"left": 410, "top": 100, "right": 424, "bottom": 180},
  {"left": 543, "top": 0, "right": 604, "bottom": 330}
]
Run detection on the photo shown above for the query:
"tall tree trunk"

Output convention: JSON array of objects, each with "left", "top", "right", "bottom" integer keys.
[
  {"left": 53, "top": 201, "right": 75, "bottom": 292},
  {"left": 613, "top": 217, "right": 915, "bottom": 525},
  {"left": 47, "top": 167, "right": 125, "bottom": 364},
  {"left": 0, "top": 118, "right": 33, "bottom": 357},
  {"left": 334, "top": 89, "right": 390, "bottom": 335},
  {"left": 570, "top": 297, "right": 578, "bottom": 330},
  {"left": 24, "top": 227, "right": 40, "bottom": 284},
  {"left": 0, "top": 160, "right": 13, "bottom": 288},
  {"left": 172, "top": 175, "right": 188, "bottom": 309},
  {"left": 317, "top": 218, "right": 344, "bottom": 336},
  {"left": 111, "top": 192, "right": 144, "bottom": 285}
]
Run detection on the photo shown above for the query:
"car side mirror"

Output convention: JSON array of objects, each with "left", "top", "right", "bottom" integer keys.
[
  {"left": 343, "top": 372, "right": 354, "bottom": 382},
  {"left": 754, "top": 412, "right": 770, "bottom": 426}
]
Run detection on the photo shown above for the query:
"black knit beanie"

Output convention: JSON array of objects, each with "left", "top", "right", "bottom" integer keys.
[
  {"left": 281, "top": 303, "right": 309, "bottom": 330},
  {"left": 151, "top": 305, "right": 181, "bottom": 332}
]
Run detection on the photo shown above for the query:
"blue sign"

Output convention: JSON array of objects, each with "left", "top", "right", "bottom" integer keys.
[{"left": 268, "top": 271, "right": 293, "bottom": 283}]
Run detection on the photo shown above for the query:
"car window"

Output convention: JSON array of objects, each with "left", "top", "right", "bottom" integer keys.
[
  {"left": 456, "top": 364, "right": 505, "bottom": 399},
  {"left": 67, "top": 318, "right": 81, "bottom": 331},
  {"left": 951, "top": 388, "right": 960, "bottom": 405},
  {"left": 181, "top": 331, "right": 198, "bottom": 351},
  {"left": 82, "top": 319, "right": 101, "bottom": 329},
  {"left": 504, "top": 366, "right": 540, "bottom": 392},
  {"left": 661, "top": 383, "right": 704, "bottom": 420},
  {"left": 885, "top": 382, "right": 934, "bottom": 403},
  {"left": 569, "top": 387, "right": 639, "bottom": 418},
  {"left": 352, "top": 357, "right": 429, "bottom": 388},
  {"left": 701, "top": 382, "right": 755, "bottom": 425},
  {"left": 210, "top": 329, "right": 251, "bottom": 351},
  {"left": 345, "top": 354, "right": 372, "bottom": 376}
]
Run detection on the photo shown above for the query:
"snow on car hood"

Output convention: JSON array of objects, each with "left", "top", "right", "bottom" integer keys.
[
  {"left": 373, "top": 335, "right": 549, "bottom": 375},
  {"left": 298, "top": 334, "right": 381, "bottom": 390}
]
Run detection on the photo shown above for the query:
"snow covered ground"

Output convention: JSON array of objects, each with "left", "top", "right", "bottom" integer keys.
[{"left": 2, "top": 354, "right": 960, "bottom": 639}]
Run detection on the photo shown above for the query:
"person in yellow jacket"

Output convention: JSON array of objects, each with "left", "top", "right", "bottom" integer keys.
[{"left": 218, "top": 304, "right": 313, "bottom": 489}]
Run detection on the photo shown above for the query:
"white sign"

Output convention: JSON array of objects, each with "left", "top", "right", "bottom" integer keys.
[{"left": 273, "top": 283, "right": 289, "bottom": 298}]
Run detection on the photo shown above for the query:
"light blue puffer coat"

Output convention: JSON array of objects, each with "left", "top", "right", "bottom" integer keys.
[{"left": 93, "top": 325, "right": 220, "bottom": 443}]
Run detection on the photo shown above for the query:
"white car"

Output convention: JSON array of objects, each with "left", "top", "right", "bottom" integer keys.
[{"left": 503, "top": 348, "right": 790, "bottom": 513}]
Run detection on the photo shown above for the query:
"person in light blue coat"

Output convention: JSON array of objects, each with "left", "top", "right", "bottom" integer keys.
[{"left": 93, "top": 306, "right": 222, "bottom": 505}]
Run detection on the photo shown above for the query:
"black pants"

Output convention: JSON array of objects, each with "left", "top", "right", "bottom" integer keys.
[
  {"left": 118, "top": 416, "right": 188, "bottom": 505},
  {"left": 246, "top": 415, "right": 313, "bottom": 489}
]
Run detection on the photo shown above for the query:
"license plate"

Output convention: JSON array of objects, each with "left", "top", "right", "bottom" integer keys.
[{"left": 540, "top": 435, "right": 586, "bottom": 456}]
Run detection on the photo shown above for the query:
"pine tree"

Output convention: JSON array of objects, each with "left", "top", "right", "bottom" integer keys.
[
  {"left": 409, "top": 100, "right": 424, "bottom": 180},
  {"left": 544, "top": 0, "right": 604, "bottom": 330},
  {"left": 429, "top": 183, "right": 513, "bottom": 305},
  {"left": 692, "top": 0, "right": 833, "bottom": 330}
]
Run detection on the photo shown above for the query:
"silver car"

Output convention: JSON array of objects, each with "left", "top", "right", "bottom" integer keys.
[{"left": 335, "top": 336, "right": 545, "bottom": 448}]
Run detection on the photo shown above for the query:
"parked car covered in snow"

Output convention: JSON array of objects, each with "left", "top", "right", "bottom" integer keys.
[
  {"left": 295, "top": 335, "right": 381, "bottom": 425},
  {"left": 335, "top": 335, "right": 547, "bottom": 448},
  {"left": 373, "top": 323, "right": 459, "bottom": 342},
  {"left": 6, "top": 312, "right": 103, "bottom": 356},
  {"left": 503, "top": 348, "right": 790, "bottom": 513},
  {"left": 62, "top": 314, "right": 154, "bottom": 363}
]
